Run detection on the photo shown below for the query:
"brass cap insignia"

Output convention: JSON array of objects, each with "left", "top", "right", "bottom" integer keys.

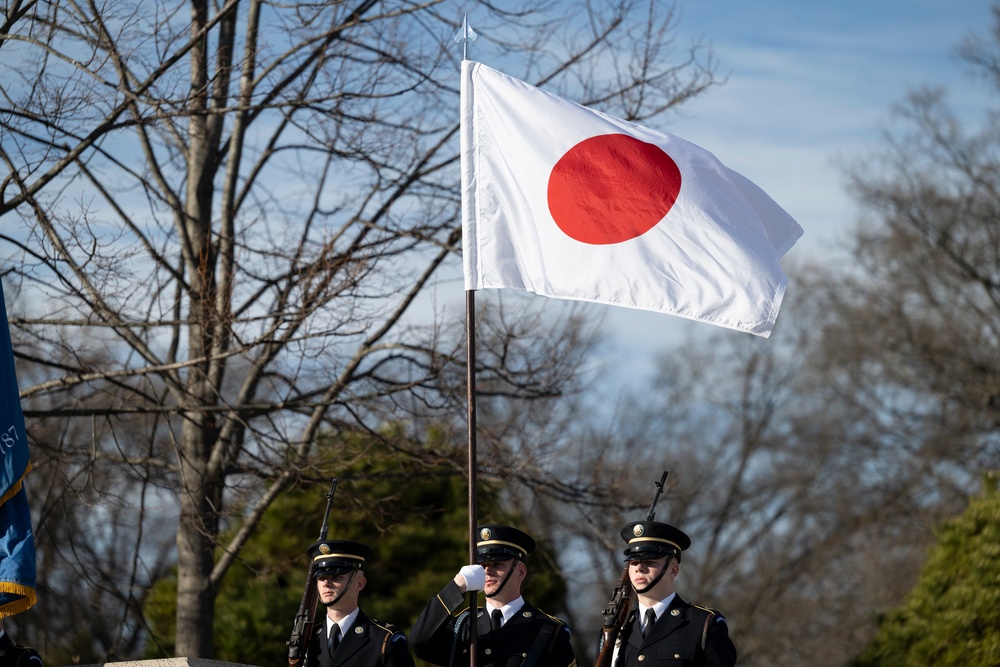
[
  {"left": 480, "top": 527, "right": 492, "bottom": 540},
  {"left": 319, "top": 544, "right": 331, "bottom": 555},
  {"left": 633, "top": 524, "right": 645, "bottom": 537}
]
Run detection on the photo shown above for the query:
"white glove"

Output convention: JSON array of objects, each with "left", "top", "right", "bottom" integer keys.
[{"left": 457, "top": 564, "right": 486, "bottom": 591}]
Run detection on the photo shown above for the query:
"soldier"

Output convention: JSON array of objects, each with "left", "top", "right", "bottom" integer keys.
[
  {"left": 305, "top": 539, "right": 414, "bottom": 667},
  {"left": 0, "top": 621, "right": 42, "bottom": 666},
  {"left": 410, "top": 524, "right": 576, "bottom": 667},
  {"left": 603, "top": 521, "right": 736, "bottom": 667}
]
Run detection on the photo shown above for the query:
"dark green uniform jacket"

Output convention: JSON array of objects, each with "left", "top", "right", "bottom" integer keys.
[{"left": 411, "top": 581, "right": 576, "bottom": 667}]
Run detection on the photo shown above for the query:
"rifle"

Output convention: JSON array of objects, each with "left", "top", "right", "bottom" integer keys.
[
  {"left": 595, "top": 471, "right": 669, "bottom": 667},
  {"left": 288, "top": 478, "right": 338, "bottom": 667}
]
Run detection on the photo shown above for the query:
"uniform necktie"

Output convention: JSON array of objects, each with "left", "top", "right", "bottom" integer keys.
[
  {"left": 642, "top": 609, "right": 656, "bottom": 637},
  {"left": 491, "top": 608, "right": 504, "bottom": 631},
  {"left": 330, "top": 625, "right": 341, "bottom": 651}
]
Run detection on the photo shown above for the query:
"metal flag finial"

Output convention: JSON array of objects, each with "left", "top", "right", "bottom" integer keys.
[{"left": 454, "top": 14, "right": 478, "bottom": 60}]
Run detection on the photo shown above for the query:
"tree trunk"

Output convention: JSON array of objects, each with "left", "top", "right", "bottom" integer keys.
[
  {"left": 173, "top": 2, "right": 227, "bottom": 655},
  {"left": 174, "top": 448, "right": 221, "bottom": 657}
]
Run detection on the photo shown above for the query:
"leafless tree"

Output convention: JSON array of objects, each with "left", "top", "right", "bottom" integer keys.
[
  {"left": 551, "top": 267, "right": 989, "bottom": 666},
  {"left": 0, "top": 0, "right": 718, "bottom": 659}
]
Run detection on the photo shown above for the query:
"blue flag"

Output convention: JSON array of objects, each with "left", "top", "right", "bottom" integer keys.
[{"left": 0, "top": 283, "right": 37, "bottom": 616}]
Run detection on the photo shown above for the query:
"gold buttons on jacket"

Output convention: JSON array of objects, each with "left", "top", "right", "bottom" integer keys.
[
  {"left": 637, "top": 656, "right": 645, "bottom": 661},
  {"left": 484, "top": 649, "right": 492, "bottom": 655}
]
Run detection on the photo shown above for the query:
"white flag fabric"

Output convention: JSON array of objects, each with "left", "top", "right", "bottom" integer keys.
[{"left": 460, "top": 60, "right": 804, "bottom": 337}]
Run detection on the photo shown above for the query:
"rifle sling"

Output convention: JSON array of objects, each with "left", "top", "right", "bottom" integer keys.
[{"left": 701, "top": 611, "right": 714, "bottom": 651}]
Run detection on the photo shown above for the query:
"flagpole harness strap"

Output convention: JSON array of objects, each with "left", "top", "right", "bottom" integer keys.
[{"left": 520, "top": 618, "right": 559, "bottom": 667}]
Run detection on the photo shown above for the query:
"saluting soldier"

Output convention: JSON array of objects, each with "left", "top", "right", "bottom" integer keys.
[
  {"left": 305, "top": 539, "right": 414, "bottom": 667},
  {"left": 602, "top": 521, "right": 737, "bottom": 667},
  {"left": 410, "top": 524, "right": 576, "bottom": 667}
]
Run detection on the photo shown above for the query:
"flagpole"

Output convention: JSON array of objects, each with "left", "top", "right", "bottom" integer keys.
[
  {"left": 455, "top": 14, "right": 480, "bottom": 667},
  {"left": 465, "top": 288, "right": 479, "bottom": 667}
]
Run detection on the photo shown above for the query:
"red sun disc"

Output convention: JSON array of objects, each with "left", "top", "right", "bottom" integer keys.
[{"left": 547, "top": 134, "right": 682, "bottom": 245}]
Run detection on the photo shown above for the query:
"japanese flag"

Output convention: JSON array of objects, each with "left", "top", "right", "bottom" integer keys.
[{"left": 460, "top": 61, "right": 804, "bottom": 338}]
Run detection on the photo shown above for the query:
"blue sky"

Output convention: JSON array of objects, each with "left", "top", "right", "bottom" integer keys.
[
  {"left": 590, "top": 0, "right": 997, "bottom": 390},
  {"left": 664, "top": 0, "right": 993, "bottom": 255}
]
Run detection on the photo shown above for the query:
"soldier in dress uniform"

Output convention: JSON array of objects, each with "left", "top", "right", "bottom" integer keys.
[
  {"left": 305, "top": 539, "right": 414, "bottom": 667},
  {"left": 410, "top": 524, "right": 576, "bottom": 667},
  {"left": 0, "top": 621, "right": 42, "bottom": 667},
  {"left": 601, "top": 521, "right": 737, "bottom": 667}
]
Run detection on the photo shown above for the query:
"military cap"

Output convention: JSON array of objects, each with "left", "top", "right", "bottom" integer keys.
[
  {"left": 308, "top": 539, "right": 373, "bottom": 576},
  {"left": 621, "top": 520, "right": 691, "bottom": 560},
  {"left": 475, "top": 524, "right": 535, "bottom": 563}
]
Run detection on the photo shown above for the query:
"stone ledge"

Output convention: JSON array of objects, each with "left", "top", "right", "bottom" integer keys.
[{"left": 71, "top": 660, "right": 259, "bottom": 667}]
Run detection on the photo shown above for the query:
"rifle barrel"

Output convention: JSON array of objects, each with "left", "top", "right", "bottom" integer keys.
[{"left": 645, "top": 470, "right": 668, "bottom": 521}]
